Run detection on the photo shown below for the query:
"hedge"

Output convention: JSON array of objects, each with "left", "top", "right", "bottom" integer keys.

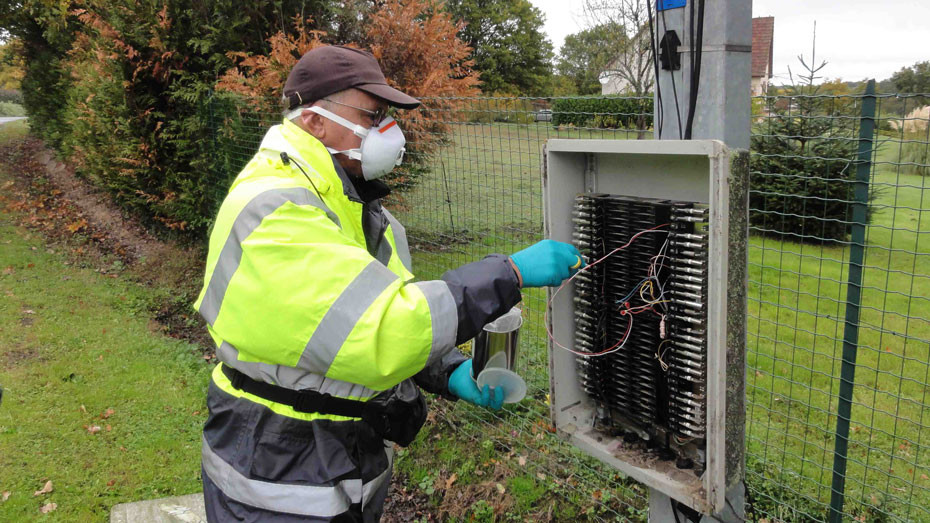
[
  {"left": 551, "top": 96, "right": 653, "bottom": 129},
  {"left": 0, "top": 89, "right": 23, "bottom": 105}
]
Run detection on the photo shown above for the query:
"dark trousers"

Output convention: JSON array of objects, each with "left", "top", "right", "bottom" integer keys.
[{"left": 201, "top": 380, "right": 393, "bottom": 522}]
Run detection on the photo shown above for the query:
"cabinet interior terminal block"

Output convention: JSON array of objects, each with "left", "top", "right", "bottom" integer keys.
[{"left": 543, "top": 140, "right": 748, "bottom": 514}]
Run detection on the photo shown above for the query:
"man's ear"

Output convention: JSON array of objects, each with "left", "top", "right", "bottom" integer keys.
[{"left": 301, "top": 109, "right": 326, "bottom": 139}]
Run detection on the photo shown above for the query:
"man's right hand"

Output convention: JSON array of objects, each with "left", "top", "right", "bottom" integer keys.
[{"left": 509, "top": 239, "right": 584, "bottom": 288}]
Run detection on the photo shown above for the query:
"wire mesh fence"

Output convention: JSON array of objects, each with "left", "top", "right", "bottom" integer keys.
[{"left": 207, "top": 91, "right": 930, "bottom": 521}]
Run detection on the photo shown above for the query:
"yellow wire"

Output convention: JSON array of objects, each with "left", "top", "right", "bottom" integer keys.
[{"left": 655, "top": 339, "right": 672, "bottom": 372}]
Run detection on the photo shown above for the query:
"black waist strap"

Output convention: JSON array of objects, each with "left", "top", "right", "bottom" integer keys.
[{"left": 221, "top": 364, "right": 367, "bottom": 418}]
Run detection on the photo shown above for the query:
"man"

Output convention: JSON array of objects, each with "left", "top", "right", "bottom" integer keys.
[{"left": 195, "top": 45, "right": 581, "bottom": 521}]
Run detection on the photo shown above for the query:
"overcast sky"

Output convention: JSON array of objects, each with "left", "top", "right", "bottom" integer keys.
[{"left": 530, "top": 0, "right": 929, "bottom": 83}]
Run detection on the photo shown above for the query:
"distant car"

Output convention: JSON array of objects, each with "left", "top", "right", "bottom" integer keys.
[{"left": 534, "top": 109, "right": 552, "bottom": 122}]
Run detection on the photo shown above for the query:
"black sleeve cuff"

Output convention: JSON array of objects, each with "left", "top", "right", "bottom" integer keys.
[{"left": 412, "top": 349, "right": 468, "bottom": 400}]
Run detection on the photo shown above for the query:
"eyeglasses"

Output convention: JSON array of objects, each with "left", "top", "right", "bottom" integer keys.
[{"left": 322, "top": 98, "right": 393, "bottom": 126}]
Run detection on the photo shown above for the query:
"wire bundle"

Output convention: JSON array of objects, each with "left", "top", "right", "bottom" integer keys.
[{"left": 565, "top": 194, "right": 671, "bottom": 430}]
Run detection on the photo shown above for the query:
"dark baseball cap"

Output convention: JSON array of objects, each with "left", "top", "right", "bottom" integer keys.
[{"left": 283, "top": 45, "right": 420, "bottom": 110}]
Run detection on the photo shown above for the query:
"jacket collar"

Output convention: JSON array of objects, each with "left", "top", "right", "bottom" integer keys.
[
  {"left": 271, "top": 119, "right": 390, "bottom": 204},
  {"left": 331, "top": 158, "right": 391, "bottom": 204}
]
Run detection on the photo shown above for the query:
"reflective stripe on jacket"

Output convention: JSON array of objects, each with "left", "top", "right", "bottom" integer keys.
[{"left": 201, "top": 377, "right": 394, "bottom": 521}]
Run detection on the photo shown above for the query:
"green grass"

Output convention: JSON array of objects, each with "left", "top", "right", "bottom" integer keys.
[
  {"left": 392, "top": 122, "right": 930, "bottom": 521},
  {"left": 1, "top": 113, "right": 923, "bottom": 519},
  {"left": 0, "top": 122, "right": 211, "bottom": 521},
  {"left": 744, "top": 141, "right": 930, "bottom": 520},
  {"left": 0, "top": 103, "right": 26, "bottom": 117},
  {"left": 396, "top": 121, "right": 638, "bottom": 236},
  {"left": 0, "top": 119, "right": 28, "bottom": 141}
]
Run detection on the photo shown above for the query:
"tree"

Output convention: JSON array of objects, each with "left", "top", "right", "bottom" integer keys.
[
  {"left": 0, "top": 40, "right": 25, "bottom": 90},
  {"left": 0, "top": 0, "right": 78, "bottom": 145},
  {"left": 892, "top": 61, "right": 930, "bottom": 94},
  {"left": 218, "top": 0, "right": 481, "bottom": 194},
  {"left": 891, "top": 60, "right": 930, "bottom": 111},
  {"left": 443, "top": 0, "right": 553, "bottom": 95},
  {"left": 580, "top": 0, "right": 653, "bottom": 96},
  {"left": 749, "top": 35, "right": 867, "bottom": 242},
  {"left": 557, "top": 22, "right": 627, "bottom": 95}
]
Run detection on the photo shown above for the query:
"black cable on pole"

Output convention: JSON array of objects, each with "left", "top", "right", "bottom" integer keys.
[
  {"left": 672, "top": 498, "right": 683, "bottom": 523},
  {"left": 659, "top": 6, "right": 684, "bottom": 139},
  {"left": 684, "top": 0, "right": 705, "bottom": 139}
]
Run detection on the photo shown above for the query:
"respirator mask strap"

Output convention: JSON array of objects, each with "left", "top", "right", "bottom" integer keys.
[
  {"left": 306, "top": 106, "right": 369, "bottom": 138},
  {"left": 286, "top": 105, "right": 367, "bottom": 161},
  {"left": 285, "top": 104, "right": 370, "bottom": 137}
]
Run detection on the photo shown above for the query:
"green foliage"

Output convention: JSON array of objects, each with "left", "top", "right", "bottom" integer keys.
[
  {"left": 0, "top": 1, "right": 76, "bottom": 148},
  {"left": 750, "top": 92, "right": 863, "bottom": 242},
  {"left": 0, "top": 41, "right": 25, "bottom": 89},
  {"left": 7, "top": 0, "right": 343, "bottom": 238},
  {"left": 0, "top": 89, "right": 23, "bottom": 104},
  {"left": 547, "top": 74, "right": 579, "bottom": 96},
  {"left": 0, "top": 102, "right": 26, "bottom": 116},
  {"left": 891, "top": 61, "right": 930, "bottom": 95},
  {"left": 467, "top": 500, "right": 495, "bottom": 521},
  {"left": 443, "top": 0, "right": 553, "bottom": 95},
  {"left": 464, "top": 97, "right": 537, "bottom": 124},
  {"left": 900, "top": 133, "right": 930, "bottom": 175},
  {"left": 10, "top": 0, "right": 476, "bottom": 238},
  {"left": 557, "top": 22, "right": 627, "bottom": 95},
  {"left": 551, "top": 96, "right": 653, "bottom": 129}
]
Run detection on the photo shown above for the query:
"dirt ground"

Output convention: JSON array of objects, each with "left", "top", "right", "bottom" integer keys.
[{"left": 0, "top": 136, "right": 213, "bottom": 348}]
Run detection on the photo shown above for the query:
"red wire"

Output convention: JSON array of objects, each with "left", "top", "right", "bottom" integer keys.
[
  {"left": 558, "top": 312, "right": 633, "bottom": 357},
  {"left": 544, "top": 223, "right": 669, "bottom": 358}
]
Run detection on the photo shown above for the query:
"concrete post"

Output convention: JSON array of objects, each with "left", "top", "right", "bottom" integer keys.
[
  {"left": 653, "top": 0, "right": 752, "bottom": 150},
  {"left": 652, "top": 1, "right": 750, "bottom": 521}
]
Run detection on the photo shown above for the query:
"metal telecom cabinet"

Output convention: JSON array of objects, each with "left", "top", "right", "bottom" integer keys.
[{"left": 544, "top": 139, "right": 748, "bottom": 515}]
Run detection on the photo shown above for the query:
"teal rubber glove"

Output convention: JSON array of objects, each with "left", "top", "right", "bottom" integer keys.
[
  {"left": 509, "top": 239, "right": 584, "bottom": 287},
  {"left": 448, "top": 360, "right": 504, "bottom": 410}
]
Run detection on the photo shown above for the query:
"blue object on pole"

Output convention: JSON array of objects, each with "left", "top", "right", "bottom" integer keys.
[{"left": 657, "top": 0, "right": 687, "bottom": 10}]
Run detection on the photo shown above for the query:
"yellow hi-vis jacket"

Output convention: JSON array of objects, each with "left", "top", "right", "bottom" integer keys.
[{"left": 195, "top": 119, "right": 522, "bottom": 422}]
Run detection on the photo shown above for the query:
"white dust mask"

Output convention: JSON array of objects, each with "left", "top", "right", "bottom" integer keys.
[{"left": 295, "top": 105, "right": 407, "bottom": 181}]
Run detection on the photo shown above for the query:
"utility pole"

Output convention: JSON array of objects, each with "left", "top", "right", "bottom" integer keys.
[
  {"left": 651, "top": 0, "right": 751, "bottom": 521},
  {"left": 653, "top": 0, "right": 751, "bottom": 150}
]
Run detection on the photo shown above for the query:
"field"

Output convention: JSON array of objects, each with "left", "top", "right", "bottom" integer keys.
[{"left": 391, "top": 121, "right": 930, "bottom": 521}]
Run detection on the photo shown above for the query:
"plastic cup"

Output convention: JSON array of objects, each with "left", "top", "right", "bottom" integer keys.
[{"left": 476, "top": 367, "right": 527, "bottom": 404}]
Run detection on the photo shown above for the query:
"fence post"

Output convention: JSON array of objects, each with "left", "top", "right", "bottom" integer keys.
[{"left": 827, "top": 78, "right": 876, "bottom": 523}]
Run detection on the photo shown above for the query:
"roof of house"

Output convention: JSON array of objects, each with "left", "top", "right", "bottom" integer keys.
[{"left": 752, "top": 16, "right": 774, "bottom": 78}]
